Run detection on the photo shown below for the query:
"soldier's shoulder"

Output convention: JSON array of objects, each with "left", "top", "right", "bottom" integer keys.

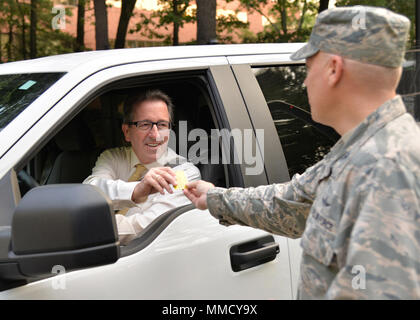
[
  {"left": 337, "top": 115, "right": 420, "bottom": 179},
  {"left": 374, "top": 114, "right": 420, "bottom": 166}
]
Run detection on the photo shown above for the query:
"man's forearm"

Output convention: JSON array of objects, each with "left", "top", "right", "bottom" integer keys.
[{"left": 83, "top": 176, "right": 138, "bottom": 209}]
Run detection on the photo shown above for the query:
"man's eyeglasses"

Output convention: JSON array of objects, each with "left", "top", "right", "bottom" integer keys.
[{"left": 127, "top": 120, "right": 171, "bottom": 131}]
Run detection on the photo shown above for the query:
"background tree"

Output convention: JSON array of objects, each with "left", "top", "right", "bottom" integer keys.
[
  {"left": 0, "top": 1, "right": 4, "bottom": 62},
  {"left": 16, "top": 1, "right": 28, "bottom": 60},
  {"left": 93, "top": 0, "right": 109, "bottom": 50},
  {"left": 75, "top": 0, "right": 86, "bottom": 52},
  {"left": 196, "top": 0, "right": 216, "bottom": 45},
  {"left": 30, "top": 0, "right": 37, "bottom": 59},
  {"left": 159, "top": 0, "right": 194, "bottom": 46},
  {"left": 233, "top": 0, "right": 318, "bottom": 43},
  {"left": 0, "top": 23, "right": 2, "bottom": 62},
  {"left": 2, "top": 0, "right": 19, "bottom": 61},
  {"left": 0, "top": 0, "right": 74, "bottom": 62},
  {"left": 114, "top": 0, "right": 136, "bottom": 49},
  {"left": 215, "top": 11, "right": 248, "bottom": 44},
  {"left": 33, "top": 1, "right": 74, "bottom": 58},
  {"left": 132, "top": 0, "right": 194, "bottom": 46}
]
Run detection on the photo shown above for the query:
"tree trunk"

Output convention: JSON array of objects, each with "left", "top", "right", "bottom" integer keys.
[
  {"left": 93, "top": 0, "right": 109, "bottom": 50},
  {"left": 7, "top": 20, "right": 13, "bottom": 61},
  {"left": 297, "top": 0, "right": 308, "bottom": 34},
  {"left": 172, "top": 0, "right": 179, "bottom": 46},
  {"left": 17, "top": 1, "right": 27, "bottom": 60},
  {"left": 21, "top": 13, "right": 26, "bottom": 60},
  {"left": 75, "top": 0, "right": 85, "bottom": 52},
  {"left": 279, "top": 0, "right": 288, "bottom": 35},
  {"left": 196, "top": 0, "right": 216, "bottom": 45},
  {"left": 114, "top": 0, "right": 136, "bottom": 49},
  {"left": 173, "top": 22, "right": 179, "bottom": 46},
  {"left": 30, "top": 0, "right": 37, "bottom": 59},
  {"left": 318, "top": 0, "right": 330, "bottom": 13}
]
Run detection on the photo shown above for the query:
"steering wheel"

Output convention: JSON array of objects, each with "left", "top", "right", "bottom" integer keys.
[{"left": 17, "top": 170, "right": 40, "bottom": 192}]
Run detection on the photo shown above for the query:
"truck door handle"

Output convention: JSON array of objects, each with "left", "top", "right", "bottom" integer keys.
[{"left": 230, "top": 235, "right": 279, "bottom": 272}]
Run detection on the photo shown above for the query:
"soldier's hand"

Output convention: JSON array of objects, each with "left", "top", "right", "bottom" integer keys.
[{"left": 183, "top": 180, "right": 215, "bottom": 210}]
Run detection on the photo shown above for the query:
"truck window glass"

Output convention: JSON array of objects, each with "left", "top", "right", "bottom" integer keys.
[
  {"left": 252, "top": 65, "right": 338, "bottom": 177},
  {"left": 398, "top": 49, "right": 420, "bottom": 122},
  {"left": 0, "top": 73, "right": 65, "bottom": 130}
]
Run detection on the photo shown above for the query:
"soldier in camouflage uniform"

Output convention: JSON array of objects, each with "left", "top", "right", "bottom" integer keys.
[{"left": 184, "top": 6, "right": 420, "bottom": 299}]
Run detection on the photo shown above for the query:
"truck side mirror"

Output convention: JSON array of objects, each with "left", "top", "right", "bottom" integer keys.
[{"left": 6, "top": 184, "right": 119, "bottom": 279}]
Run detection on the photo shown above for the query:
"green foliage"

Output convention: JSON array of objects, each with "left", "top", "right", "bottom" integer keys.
[
  {"left": 0, "top": 0, "right": 75, "bottom": 62},
  {"left": 229, "top": 0, "right": 318, "bottom": 43},
  {"left": 130, "top": 0, "right": 195, "bottom": 45},
  {"left": 335, "top": 0, "right": 415, "bottom": 47},
  {"left": 129, "top": 0, "right": 249, "bottom": 45},
  {"left": 158, "top": 0, "right": 194, "bottom": 26},
  {"left": 216, "top": 13, "right": 249, "bottom": 44}
]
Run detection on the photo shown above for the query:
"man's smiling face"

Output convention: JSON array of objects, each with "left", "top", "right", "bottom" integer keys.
[{"left": 122, "top": 99, "right": 170, "bottom": 164}]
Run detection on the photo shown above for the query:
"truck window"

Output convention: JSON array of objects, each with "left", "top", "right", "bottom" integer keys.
[
  {"left": 397, "top": 49, "right": 420, "bottom": 122},
  {"left": 252, "top": 65, "right": 338, "bottom": 177},
  {"left": 0, "top": 73, "right": 65, "bottom": 130}
]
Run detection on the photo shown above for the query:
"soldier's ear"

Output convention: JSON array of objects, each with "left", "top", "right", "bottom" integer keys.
[{"left": 327, "top": 55, "right": 344, "bottom": 87}]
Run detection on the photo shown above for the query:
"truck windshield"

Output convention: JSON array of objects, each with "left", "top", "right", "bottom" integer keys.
[{"left": 0, "top": 73, "right": 65, "bottom": 130}]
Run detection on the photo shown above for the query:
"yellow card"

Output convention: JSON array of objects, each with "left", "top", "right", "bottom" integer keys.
[{"left": 174, "top": 170, "right": 188, "bottom": 190}]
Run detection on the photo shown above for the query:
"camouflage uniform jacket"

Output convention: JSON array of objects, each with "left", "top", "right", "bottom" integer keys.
[{"left": 207, "top": 96, "right": 420, "bottom": 299}]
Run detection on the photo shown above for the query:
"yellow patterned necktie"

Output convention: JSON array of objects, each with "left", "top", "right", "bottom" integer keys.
[
  {"left": 128, "top": 164, "right": 147, "bottom": 182},
  {"left": 116, "top": 164, "right": 148, "bottom": 215}
]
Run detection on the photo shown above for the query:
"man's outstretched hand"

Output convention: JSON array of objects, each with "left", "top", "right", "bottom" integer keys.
[{"left": 183, "top": 180, "right": 215, "bottom": 210}]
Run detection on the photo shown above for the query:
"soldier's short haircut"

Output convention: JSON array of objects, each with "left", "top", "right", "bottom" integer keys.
[{"left": 123, "top": 89, "right": 174, "bottom": 123}]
